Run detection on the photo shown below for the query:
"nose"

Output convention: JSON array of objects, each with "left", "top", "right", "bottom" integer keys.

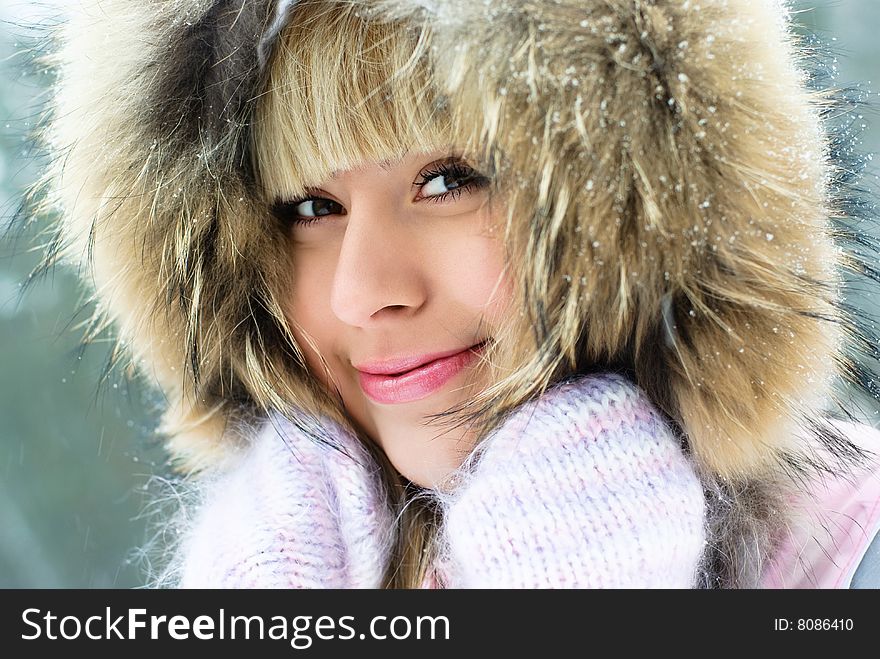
[{"left": 329, "top": 203, "right": 428, "bottom": 327}]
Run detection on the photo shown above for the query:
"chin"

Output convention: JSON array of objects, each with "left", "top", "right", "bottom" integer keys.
[{"left": 378, "top": 423, "right": 479, "bottom": 492}]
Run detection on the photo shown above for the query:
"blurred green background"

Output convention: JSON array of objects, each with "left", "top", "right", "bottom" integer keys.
[
  {"left": 1, "top": 1, "right": 180, "bottom": 588},
  {"left": 1, "top": 1, "right": 879, "bottom": 588}
]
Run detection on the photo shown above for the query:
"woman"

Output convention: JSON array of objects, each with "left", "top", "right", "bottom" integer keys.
[{"left": 39, "top": 0, "right": 880, "bottom": 587}]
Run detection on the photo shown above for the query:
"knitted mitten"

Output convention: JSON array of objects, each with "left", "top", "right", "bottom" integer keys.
[
  {"left": 434, "top": 373, "right": 707, "bottom": 588},
  {"left": 177, "top": 413, "right": 393, "bottom": 588}
]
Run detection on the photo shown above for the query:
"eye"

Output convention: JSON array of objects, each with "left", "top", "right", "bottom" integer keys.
[
  {"left": 415, "top": 160, "right": 491, "bottom": 203},
  {"left": 421, "top": 172, "right": 464, "bottom": 196},
  {"left": 294, "top": 198, "right": 342, "bottom": 218},
  {"left": 271, "top": 196, "right": 345, "bottom": 226}
]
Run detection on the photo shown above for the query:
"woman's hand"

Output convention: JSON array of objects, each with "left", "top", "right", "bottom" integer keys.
[
  {"left": 176, "top": 413, "right": 393, "bottom": 588},
  {"left": 435, "top": 373, "right": 707, "bottom": 588}
]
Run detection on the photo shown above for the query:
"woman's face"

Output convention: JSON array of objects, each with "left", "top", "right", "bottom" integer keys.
[{"left": 277, "top": 148, "right": 512, "bottom": 489}]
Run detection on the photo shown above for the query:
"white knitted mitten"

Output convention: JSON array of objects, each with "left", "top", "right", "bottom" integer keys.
[
  {"left": 435, "top": 373, "right": 707, "bottom": 588},
  {"left": 177, "top": 413, "right": 393, "bottom": 588}
]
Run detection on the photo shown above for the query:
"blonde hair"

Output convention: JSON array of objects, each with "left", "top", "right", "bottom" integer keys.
[
  {"left": 253, "top": 0, "right": 520, "bottom": 588},
  {"left": 255, "top": 1, "right": 449, "bottom": 199}
]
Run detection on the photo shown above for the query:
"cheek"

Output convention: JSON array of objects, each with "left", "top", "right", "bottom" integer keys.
[
  {"left": 441, "top": 232, "right": 512, "bottom": 321},
  {"left": 285, "top": 248, "right": 339, "bottom": 382}
]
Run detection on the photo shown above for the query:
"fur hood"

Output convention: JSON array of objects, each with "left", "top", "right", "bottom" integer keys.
[{"left": 36, "top": 0, "right": 879, "bottom": 586}]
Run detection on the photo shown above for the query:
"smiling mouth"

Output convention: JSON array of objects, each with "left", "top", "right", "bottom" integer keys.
[{"left": 356, "top": 339, "right": 491, "bottom": 405}]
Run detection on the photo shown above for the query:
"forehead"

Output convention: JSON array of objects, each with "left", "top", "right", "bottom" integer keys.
[
  {"left": 325, "top": 148, "right": 460, "bottom": 181},
  {"left": 329, "top": 158, "right": 395, "bottom": 179}
]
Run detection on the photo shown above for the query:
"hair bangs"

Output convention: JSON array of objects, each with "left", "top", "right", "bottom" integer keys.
[{"left": 253, "top": 1, "right": 451, "bottom": 199}]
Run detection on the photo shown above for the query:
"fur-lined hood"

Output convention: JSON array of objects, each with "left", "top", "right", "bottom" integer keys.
[{"left": 37, "top": 0, "right": 878, "bottom": 586}]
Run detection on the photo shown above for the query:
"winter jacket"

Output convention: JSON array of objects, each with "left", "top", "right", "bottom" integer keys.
[
  {"left": 38, "top": 0, "right": 880, "bottom": 587},
  {"left": 761, "top": 420, "right": 880, "bottom": 588}
]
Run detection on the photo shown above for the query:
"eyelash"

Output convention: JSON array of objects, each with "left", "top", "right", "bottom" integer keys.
[
  {"left": 272, "top": 161, "right": 490, "bottom": 227},
  {"left": 414, "top": 162, "right": 490, "bottom": 204}
]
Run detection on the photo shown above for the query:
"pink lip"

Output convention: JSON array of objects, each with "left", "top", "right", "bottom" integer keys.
[{"left": 356, "top": 341, "right": 488, "bottom": 405}]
